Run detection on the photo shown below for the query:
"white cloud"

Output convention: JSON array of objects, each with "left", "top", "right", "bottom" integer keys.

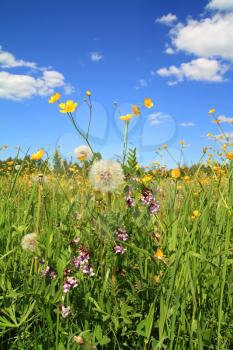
[
  {"left": 165, "top": 47, "right": 175, "bottom": 55},
  {"left": 207, "top": 0, "right": 233, "bottom": 11},
  {"left": 157, "top": 58, "right": 228, "bottom": 84},
  {"left": 0, "top": 70, "right": 72, "bottom": 101},
  {"left": 171, "top": 13, "right": 233, "bottom": 61},
  {"left": 148, "top": 112, "right": 170, "bottom": 125},
  {"left": 217, "top": 115, "right": 233, "bottom": 123},
  {"left": 0, "top": 46, "right": 38, "bottom": 69},
  {"left": 207, "top": 132, "right": 233, "bottom": 142},
  {"left": 156, "top": 13, "right": 178, "bottom": 26},
  {"left": 0, "top": 46, "right": 74, "bottom": 100},
  {"left": 179, "top": 122, "right": 195, "bottom": 127},
  {"left": 138, "top": 79, "right": 147, "bottom": 87},
  {"left": 90, "top": 51, "right": 104, "bottom": 62}
]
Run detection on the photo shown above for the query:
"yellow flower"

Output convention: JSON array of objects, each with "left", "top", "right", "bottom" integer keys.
[
  {"left": 86, "top": 90, "right": 92, "bottom": 97},
  {"left": 208, "top": 108, "right": 216, "bottom": 115},
  {"left": 221, "top": 144, "right": 227, "bottom": 150},
  {"left": 179, "top": 140, "right": 186, "bottom": 146},
  {"left": 154, "top": 248, "right": 164, "bottom": 260},
  {"left": 131, "top": 104, "right": 140, "bottom": 116},
  {"left": 48, "top": 92, "right": 61, "bottom": 104},
  {"left": 171, "top": 168, "right": 181, "bottom": 179},
  {"left": 144, "top": 98, "right": 154, "bottom": 109},
  {"left": 162, "top": 144, "right": 168, "bottom": 149},
  {"left": 214, "top": 119, "right": 221, "bottom": 124},
  {"left": 141, "top": 174, "right": 153, "bottom": 184},
  {"left": 226, "top": 152, "right": 233, "bottom": 160},
  {"left": 120, "top": 114, "right": 133, "bottom": 121},
  {"left": 191, "top": 210, "right": 200, "bottom": 220},
  {"left": 183, "top": 175, "right": 191, "bottom": 183},
  {"left": 59, "top": 100, "right": 78, "bottom": 113},
  {"left": 7, "top": 161, "right": 14, "bottom": 166},
  {"left": 31, "top": 149, "right": 45, "bottom": 161}
]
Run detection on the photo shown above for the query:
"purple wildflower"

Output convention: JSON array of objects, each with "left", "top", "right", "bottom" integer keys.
[
  {"left": 114, "top": 245, "right": 126, "bottom": 255},
  {"left": 116, "top": 228, "right": 128, "bottom": 241},
  {"left": 149, "top": 200, "right": 160, "bottom": 214},
  {"left": 63, "top": 276, "right": 78, "bottom": 293}
]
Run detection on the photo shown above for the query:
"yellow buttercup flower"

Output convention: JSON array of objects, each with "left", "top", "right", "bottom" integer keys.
[
  {"left": 7, "top": 161, "right": 14, "bottom": 166},
  {"left": 48, "top": 92, "right": 61, "bottom": 104},
  {"left": 144, "top": 98, "right": 154, "bottom": 109},
  {"left": 59, "top": 100, "right": 78, "bottom": 113},
  {"left": 86, "top": 90, "right": 92, "bottom": 97},
  {"left": 221, "top": 144, "right": 227, "bottom": 150},
  {"left": 171, "top": 168, "right": 181, "bottom": 179},
  {"left": 208, "top": 108, "right": 216, "bottom": 115},
  {"left": 31, "top": 149, "right": 45, "bottom": 161},
  {"left": 154, "top": 248, "right": 164, "bottom": 260},
  {"left": 131, "top": 104, "right": 140, "bottom": 116},
  {"left": 120, "top": 114, "right": 133, "bottom": 121},
  {"left": 191, "top": 210, "right": 200, "bottom": 220},
  {"left": 226, "top": 153, "right": 233, "bottom": 160}
]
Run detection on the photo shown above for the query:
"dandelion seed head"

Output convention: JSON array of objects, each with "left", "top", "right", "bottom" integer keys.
[
  {"left": 21, "top": 232, "right": 37, "bottom": 252},
  {"left": 89, "top": 159, "right": 124, "bottom": 192},
  {"left": 74, "top": 145, "right": 93, "bottom": 161}
]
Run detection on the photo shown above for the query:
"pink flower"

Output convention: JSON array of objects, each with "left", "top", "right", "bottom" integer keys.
[
  {"left": 60, "top": 304, "right": 71, "bottom": 318},
  {"left": 114, "top": 245, "right": 126, "bottom": 255}
]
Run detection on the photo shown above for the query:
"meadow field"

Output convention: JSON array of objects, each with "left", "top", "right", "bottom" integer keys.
[{"left": 0, "top": 95, "right": 233, "bottom": 350}]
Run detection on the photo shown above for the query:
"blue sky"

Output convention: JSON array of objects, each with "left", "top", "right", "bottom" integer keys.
[{"left": 0, "top": 0, "right": 233, "bottom": 166}]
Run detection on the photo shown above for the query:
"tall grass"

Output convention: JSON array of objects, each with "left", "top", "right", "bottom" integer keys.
[{"left": 0, "top": 158, "right": 233, "bottom": 349}]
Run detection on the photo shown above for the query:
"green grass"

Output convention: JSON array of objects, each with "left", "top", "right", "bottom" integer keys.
[{"left": 0, "top": 164, "right": 233, "bottom": 350}]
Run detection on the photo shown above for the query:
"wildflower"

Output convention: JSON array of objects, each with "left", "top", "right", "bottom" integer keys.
[
  {"left": 149, "top": 200, "right": 160, "bottom": 214},
  {"left": 86, "top": 90, "right": 92, "bottom": 97},
  {"left": 131, "top": 104, "right": 140, "bottom": 116},
  {"left": 208, "top": 108, "right": 216, "bottom": 114},
  {"left": 161, "top": 144, "right": 168, "bottom": 149},
  {"left": 116, "top": 228, "right": 128, "bottom": 241},
  {"left": 191, "top": 210, "right": 200, "bottom": 220},
  {"left": 125, "top": 191, "right": 135, "bottom": 207},
  {"left": 214, "top": 119, "right": 221, "bottom": 124},
  {"left": 7, "top": 161, "right": 14, "bottom": 166},
  {"left": 60, "top": 304, "right": 71, "bottom": 318},
  {"left": 141, "top": 174, "right": 153, "bottom": 184},
  {"left": 48, "top": 92, "right": 61, "bottom": 104},
  {"left": 89, "top": 159, "right": 124, "bottom": 193},
  {"left": 141, "top": 187, "right": 155, "bottom": 205},
  {"left": 74, "top": 336, "right": 85, "bottom": 345},
  {"left": 33, "top": 174, "right": 47, "bottom": 185},
  {"left": 31, "top": 149, "right": 45, "bottom": 161},
  {"left": 15, "top": 165, "right": 21, "bottom": 171},
  {"left": 63, "top": 276, "right": 78, "bottom": 293},
  {"left": 21, "top": 233, "right": 37, "bottom": 252},
  {"left": 226, "top": 153, "right": 233, "bottom": 160},
  {"left": 59, "top": 100, "right": 78, "bottom": 113},
  {"left": 144, "top": 98, "right": 154, "bottom": 109},
  {"left": 114, "top": 245, "right": 126, "bottom": 255},
  {"left": 154, "top": 248, "right": 164, "bottom": 260},
  {"left": 120, "top": 114, "right": 133, "bottom": 121},
  {"left": 74, "top": 145, "right": 93, "bottom": 161},
  {"left": 183, "top": 175, "right": 191, "bottom": 183},
  {"left": 171, "top": 168, "right": 181, "bottom": 179},
  {"left": 179, "top": 140, "right": 186, "bottom": 146},
  {"left": 221, "top": 144, "right": 227, "bottom": 150}
]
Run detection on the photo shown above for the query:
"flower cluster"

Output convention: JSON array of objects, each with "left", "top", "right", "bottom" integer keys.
[
  {"left": 116, "top": 228, "right": 128, "bottom": 241},
  {"left": 63, "top": 276, "right": 78, "bottom": 293},
  {"left": 125, "top": 190, "right": 135, "bottom": 207},
  {"left": 114, "top": 245, "right": 126, "bottom": 255},
  {"left": 60, "top": 304, "right": 71, "bottom": 318},
  {"left": 73, "top": 246, "right": 95, "bottom": 277},
  {"left": 40, "top": 264, "right": 57, "bottom": 279},
  {"left": 141, "top": 187, "right": 160, "bottom": 214}
]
